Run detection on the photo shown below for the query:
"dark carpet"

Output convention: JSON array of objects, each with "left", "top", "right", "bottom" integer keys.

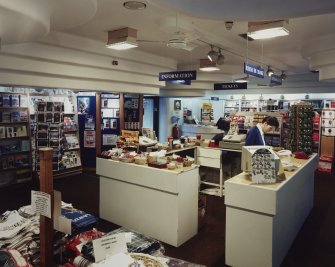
[{"left": 1, "top": 170, "right": 335, "bottom": 267}]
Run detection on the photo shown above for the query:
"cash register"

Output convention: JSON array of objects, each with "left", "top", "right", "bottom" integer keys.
[{"left": 219, "top": 122, "right": 246, "bottom": 150}]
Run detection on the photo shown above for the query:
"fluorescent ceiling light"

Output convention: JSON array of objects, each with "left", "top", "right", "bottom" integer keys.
[
  {"left": 107, "top": 27, "right": 138, "bottom": 50},
  {"left": 199, "top": 59, "right": 220, "bottom": 71},
  {"left": 247, "top": 20, "right": 289, "bottom": 40}
]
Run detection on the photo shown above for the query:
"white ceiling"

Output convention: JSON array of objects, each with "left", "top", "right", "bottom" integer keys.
[{"left": 2, "top": 0, "right": 335, "bottom": 81}]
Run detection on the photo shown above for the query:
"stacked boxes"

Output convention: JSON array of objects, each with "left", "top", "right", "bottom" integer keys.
[{"left": 319, "top": 109, "right": 335, "bottom": 172}]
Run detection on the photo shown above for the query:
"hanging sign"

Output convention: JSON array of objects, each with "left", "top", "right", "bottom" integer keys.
[
  {"left": 214, "top": 82, "right": 247, "bottom": 90},
  {"left": 159, "top": 70, "right": 197, "bottom": 81},
  {"left": 244, "top": 63, "right": 264, "bottom": 78},
  {"left": 167, "top": 80, "right": 192, "bottom": 85},
  {"left": 270, "top": 74, "right": 282, "bottom": 85},
  {"left": 211, "top": 97, "right": 220, "bottom": 101}
]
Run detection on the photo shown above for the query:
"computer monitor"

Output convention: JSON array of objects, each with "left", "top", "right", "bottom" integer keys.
[{"left": 241, "top": 145, "right": 272, "bottom": 173}]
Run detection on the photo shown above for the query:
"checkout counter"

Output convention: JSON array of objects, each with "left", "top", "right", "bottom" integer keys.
[
  {"left": 180, "top": 124, "right": 223, "bottom": 140},
  {"left": 224, "top": 149, "right": 318, "bottom": 267}
]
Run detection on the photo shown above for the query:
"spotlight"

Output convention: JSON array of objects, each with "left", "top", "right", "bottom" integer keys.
[
  {"left": 280, "top": 71, "right": 287, "bottom": 80},
  {"left": 266, "top": 66, "right": 274, "bottom": 77},
  {"left": 216, "top": 49, "right": 225, "bottom": 65},
  {"left": 207, "top": 45, "right": 218, "bottom": 62}
]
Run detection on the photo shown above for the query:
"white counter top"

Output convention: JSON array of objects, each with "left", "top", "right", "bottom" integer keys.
[{"left": 225, "top": 154, "right": 318, "bottom": 267}]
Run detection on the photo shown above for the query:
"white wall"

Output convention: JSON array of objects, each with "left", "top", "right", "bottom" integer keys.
[{"left": 0, "top": 31, "right": 176, "bottom": 94}]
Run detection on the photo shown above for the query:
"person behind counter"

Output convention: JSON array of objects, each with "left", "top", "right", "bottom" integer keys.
[{"left": 245, "top": 116, "right": 279, "bottom": 146}]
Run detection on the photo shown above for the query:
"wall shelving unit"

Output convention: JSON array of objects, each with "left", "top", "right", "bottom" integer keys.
[{"left": 0, "top": 92, "right": 32, "bottom": 188}]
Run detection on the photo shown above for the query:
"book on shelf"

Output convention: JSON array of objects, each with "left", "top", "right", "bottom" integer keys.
[
  {"left": 11, "top": 112, "right": 21, "bottom": 122},
  {"left": 20, "top": 111, "right": 28, "bottom": 122},
  {"left": 6, "top": 127, "right": 15, "bottom": 138},
  {"left": 21, "top": 140, "right": 30, "bottom": 151},
  {"left": 19, "top": 95, "right": 28, "bottom": 108},
  {"left": 11, "top": 95, "right": 19, "bottom": 107},
  {"left": 2, "top": 95, "right": 10, "bottom": 107},
  {"left": 0, "top": 127, "right": 5, "bottom": 138},
  {"left": 16, "top": 126, "right": 27, "bottom": 137},
  {"left": 2, "top": 111, "right": 11, "bottom": 122}
]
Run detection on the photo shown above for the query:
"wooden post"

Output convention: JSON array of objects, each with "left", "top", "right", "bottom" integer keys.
[{"left": 39, "top": 148, "right": 54, "bottom": 267}]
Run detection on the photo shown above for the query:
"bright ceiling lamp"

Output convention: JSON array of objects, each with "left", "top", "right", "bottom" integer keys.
[
  {"left": 107, "top": 27, "right": 138, "bottom": 50},
  {"left": 207, "top": 45, "right": 218, "bottom": 62},
  {"left": 199, "top": 59, "right": 220, "bottom": 71},
  {"left": 247, "top": 20, "right": 289, "bottom": 40},
  {"left": 266, "top": 66, "right": 274, "bottom": 76}
]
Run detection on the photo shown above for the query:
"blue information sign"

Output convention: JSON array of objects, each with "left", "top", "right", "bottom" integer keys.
[
  {"left": 244, "top": 63, "right": 264, "bottom": 78},
  {"left": 159, "top": 70, "right": 197, "bottom": 81},
  {"left": 211, "top": 97, "right": 220, "bottom": 101}
]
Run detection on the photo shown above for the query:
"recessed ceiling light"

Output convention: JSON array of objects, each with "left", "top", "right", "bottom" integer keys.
[{"left": 123, "top": 1, "right": 147, "bottom": 10}]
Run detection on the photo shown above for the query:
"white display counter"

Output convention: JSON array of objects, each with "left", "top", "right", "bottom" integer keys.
[
  {"left": 181, "top": 124, "right": 223, "bottom": 139},
  {"left": 224, "top": 154, "right": 318, "bottom": 267},
  {"left": 96, "top": 157, "right": 199, "bottom": 247}
]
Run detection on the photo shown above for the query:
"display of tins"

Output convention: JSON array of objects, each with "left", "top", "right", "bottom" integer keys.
[{"left": 322, "top": 110, "right": 335, "bottom": 118}]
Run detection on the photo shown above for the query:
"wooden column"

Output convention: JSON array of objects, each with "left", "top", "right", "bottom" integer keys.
[{"left": 39, "top": 148, "right": 54, "bottom": 267}]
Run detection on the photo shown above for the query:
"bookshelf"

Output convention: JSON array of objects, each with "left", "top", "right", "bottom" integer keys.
[{"left": 0, "top": 92, "right": 32, "bottom": 187}]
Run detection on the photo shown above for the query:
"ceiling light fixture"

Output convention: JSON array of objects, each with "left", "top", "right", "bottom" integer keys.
[
  {"left": 199, "top": 59, "right": 220, "bottom": 72},
  {"left": 106, "top": 27, "right": 138, "bottom": 50},
  {"left": 247, "top": 20, "right": 289, "bottom": 40},
  {"left": 207, "top": 45, "right": 218, "bottom": 62},
  {"left": 266, "top": 66, "right": 274, "bottom": 77},
  {"left": 123, "top": 1, "right": 147, "bottom": 10},
  {"left": 216, "top": 49, "right": 225, "bottom": 65},
  {"left": 280, "top": 71, "right": 287, "bottom": 80}
]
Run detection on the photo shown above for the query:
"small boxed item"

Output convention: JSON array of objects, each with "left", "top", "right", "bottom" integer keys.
[{"left": 318, "top": 155, "right": 333, "bottom": 173}]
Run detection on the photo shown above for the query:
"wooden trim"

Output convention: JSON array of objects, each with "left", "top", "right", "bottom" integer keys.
[
  {"left": 120, "top": 93, "right": 125, "bottom": 131},
  {"left": 39, "top": 148, "right": 54, "bottom": 267},
  {"left": 95, "top": 92, "right": 101, "bottom": 155}
]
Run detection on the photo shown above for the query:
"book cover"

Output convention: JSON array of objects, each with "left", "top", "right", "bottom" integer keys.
[
  {"left": 21, "top": 140, "right": 30, "bottom": 151},
  {"left": 20, "top": 111, "right": 28, "bottom": 122},
  {"left": 2, "top": 111, "right": 11, "bottom": 122},
  {"left": 11, "top": 112, "right": 21, "bottom": 122},
  {"left": 11, "top": 95, "right": 19, "bottom": 107},
  {"left": 0, "top": 126, "right": 5, "bottom": 138},
  {"left": 19, "top": 95, "right": 28, "bottom": 107},
  {"left": 2, "top": 95, "right": 10, "bottom": 107},
  {"left": 6, "top": 127, "right": 15, "bottom": 138},
  {"left": 16, "top": 126, "right": 27, "bottom": 137}
]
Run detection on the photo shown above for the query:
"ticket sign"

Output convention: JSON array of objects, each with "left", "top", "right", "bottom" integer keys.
[
  {"left": 244, "top": 63, "right": 264, "bottom": 78},
  {"left": 214, "top": 82, "right": 247, "bottom": 90},
  {"left": 159, "top": 70, "right": 197, "bottom": 81}
]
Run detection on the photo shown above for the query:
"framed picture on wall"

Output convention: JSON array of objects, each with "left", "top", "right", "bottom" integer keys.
[{"left": 174, "top": 100, "right": 181, "bottom": 110}]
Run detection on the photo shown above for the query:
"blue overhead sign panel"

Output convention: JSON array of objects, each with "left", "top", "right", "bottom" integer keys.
[
  {"left": 244, "top": 63, "right": 264, "bottom": 78},
  {"left": 159, "top": 70, "right": 197, "bottom": 81},
  {"left": 211, "top": 97, "right": 220, "bottom": 101},
  {"left": 270, "top": 74, "right": 282, "bottom": 86},
  {"left": 214, "top": 82, "right": 247, "bottom": 90},
  {"left": 167, "top": 80, "right": 192, "bottom": 85}
]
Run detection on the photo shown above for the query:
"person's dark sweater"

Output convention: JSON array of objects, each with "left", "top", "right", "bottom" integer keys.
[{"left": 245, "top": 125, "right": 265, "bottom": 146}]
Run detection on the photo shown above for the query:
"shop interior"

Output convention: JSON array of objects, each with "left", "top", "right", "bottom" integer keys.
[{"left": 1, "top": 0, "right": 335, "bottom": 267}]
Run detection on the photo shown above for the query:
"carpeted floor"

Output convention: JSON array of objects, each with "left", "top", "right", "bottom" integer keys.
[{"left": 1, "top": 170, "right": 335, "bottom": 266}]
